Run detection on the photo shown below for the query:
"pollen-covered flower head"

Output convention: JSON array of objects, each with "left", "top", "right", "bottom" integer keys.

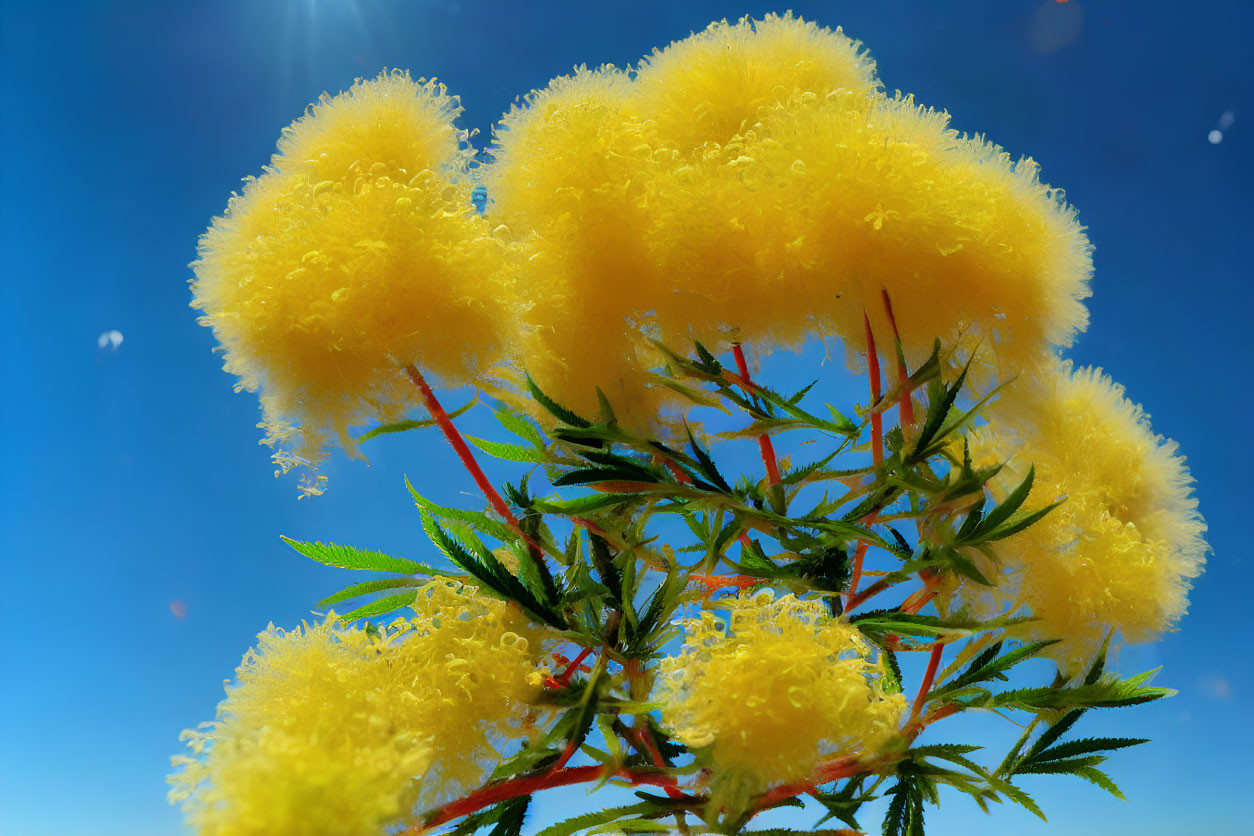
[
  {"left": 192, "top": 71, "right": 508, "bottom": 491},
  {"left": 642, "top": 89, "right": 1093, "bottom": 377},
  {"left": 482, "top": 66, "right": 676, "bottom": 427},
  {"left": 951, "top": 361, "right": 1207, "bottom": 670},
  {"left": 655, "top": 591, "right": 904, "bottom": 808},
  {"left": 169, "top": 579, "right": 548, "bottom": 835},
  {"left": 633, "top": 13, "right": 877, "bottom": 154}
]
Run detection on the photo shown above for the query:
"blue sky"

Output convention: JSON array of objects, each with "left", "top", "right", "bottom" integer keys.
[{"left": 1, "top": 1, "right": 1250, "bottom": 834}]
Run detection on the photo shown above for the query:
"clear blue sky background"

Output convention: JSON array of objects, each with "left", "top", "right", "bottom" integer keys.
[{"left": 1, "top": 1, "right": 1250, "bottom": 834}]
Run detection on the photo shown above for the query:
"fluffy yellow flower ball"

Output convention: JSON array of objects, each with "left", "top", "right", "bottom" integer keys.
[
  {"left": 192, "top": 72, "right": 508, "bottom": 492},
  {"left": 955, "top": 361, "right": 1207, "bottom": 670},
  {"left": 169, "top": 580, "right": 547, "bottom": 835},
  {"left": 632, "top": 13, "right": 878, "bottom": 153},
  {"left": 483, "top": 66, "right": 675, "bottom": 427},
  {"left": 643, "top": 89, "right": 1093, "bottom": 379},
  {"left": 655, "top": 592, "right": 905, "bottom": 808}
]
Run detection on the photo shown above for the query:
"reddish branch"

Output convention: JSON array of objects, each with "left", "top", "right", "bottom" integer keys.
[
  {"left": 880, "top": 289, "right": 915, "bottom": 425},
  {"left": 554, "top": 647, "right": 595, "bottom": 686},
  {"left": 405, "top": 364, "right": 542, "bottom": 553},
  {"left": 732, "top": 343, "right": 782, "bottom": 487},
  {"left": 415, "top": 766, "right": 678, "bottom": 832},
  {"left": 863, "top": 314, "right": 884, "bottom": 469},
  {"left": 847, "top": 315, "right": 885, "bottom": 602},
  {"left": 654, "top": 453, "right": 694, "bottom": 484},
  {"left": 912, "top": 643, "right": 945, "bottom": 719},
  {"left": 690, "top": 573, "right": 760, "bottom": 598}
]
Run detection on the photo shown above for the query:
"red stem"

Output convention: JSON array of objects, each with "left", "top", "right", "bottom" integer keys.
[
  {"left": 732, "top": 344, "right": 782, "bottom": 487},
  {"left": 405, "top": 365, "right": 538, "bottom": 550},
  {"left": 636, "top": 724, "right": 685, "bottom": 799},
  {"left": 416, "top": 766, "right": 677, "bottom": 831},
  {"left": 847, "top": 538, "right": 871, "bottom": 601},
  {"left": 848, "top": 316, "right": 885, "bottom": 602},
  {"left": 880, "top": 289, "right": 915, "bottom": 425},
  {"left": 654, "top": 453, "right": 693, "bottom": 484},
  {"left": 863, "top": 314, "right": 883, "bottom": 469},
  {"left": 555, "top": 647, "right": 594, "bottom": 686},
  {"left": 912, "top": 643, "right": 944, "bottom": 719}
]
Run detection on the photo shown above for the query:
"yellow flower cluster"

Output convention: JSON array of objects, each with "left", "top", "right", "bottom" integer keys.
[
  {"left": 192, "top": 71, "right": 508, "bottom": 490},
  {"left": 953, "top": 362, "right": 1207, "bottom": 670},
  {"left": 644, "top": 92, "right": 1092, "bottom": 379},
  {"left": 655, "top": 592, "right": 905, "bottom": 805},
  {"left": 483, "top": 66, "right": 672, "bottom": 428},
  {"left": 194, "top": 15, "right": 1096, "bottom": 476},
  {"left": 486, "top": 13, "right": 1092, "bottom": 422},
  {"left": 169, "top": 580, "right": 546, "bottom": 835}
]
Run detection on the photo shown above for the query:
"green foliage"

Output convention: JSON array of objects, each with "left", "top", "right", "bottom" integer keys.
[
  {"left": 280, "top": 341, "right": 1173, "bottom": 836},
  {"left": 281, "top": 537, "right": 440, "bottom": 575}
]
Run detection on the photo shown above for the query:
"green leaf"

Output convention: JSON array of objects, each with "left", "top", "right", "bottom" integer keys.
[
  {"left": 464, "top": 434, "right": 554, "bottom": 464},
  {"left": 535, "top": 803, "right": 658, "bottom": 836},
  {"left": 1028, "top": 736, "right": 1148, "bottom": 763},
  {"left": 338, "top": 591, "right": 417, "bottom": 622},
  {"left": 1073, "top": 766, "right": 1126, "bottom": 800},
  {"left": 357, "top": 393, "right": 478, "bottom": 442},
  {"left": 552, "top": 467, "right": 661, "bottom": 488},
  {"left": 450, "top": 795, "right": 531, "bottom": 836},
  {"left": 1013, "top": 756, "right": 1109, "bottom": 775},
  {"left": 962, "top": 669, "right": 1174, "bottom": 712},
  {"left": 687, "top": 429, "right": 731, "bottom": 492},
  {"left": 406, "top": 478, "right": 515, "bottom": 543},
  {"left": 533, "top": 493, "right": 644, "bottom": 516},
  {"left": 356, "top": 418, "right": 433, "bottom": 442},
  {"left": 419, "top": 511, "right": 565, "bottom": 629},
  {"left": 494, "top": 405, "right": 547, "bottom": 447},
  {"left": 1019, "top": 709, "right": 1085, "bottom": 765},
  {"left": 1084, "top": 632, "right": 1114, "bottom": 686},
  {"left": 281, "top": 537, "right": 435, "bottom": 575},
  {"left": 931, "top": 640, "right": 1058, "bottom": 698},
  {"left": 317, "top": 578, "right": 425, "bottom": 607},
  {"left": 980, "top": 465, "right": 1034, "bottom": 530},
  {"left": 526, "top": 373, "right": 592, "bottom": 428}
]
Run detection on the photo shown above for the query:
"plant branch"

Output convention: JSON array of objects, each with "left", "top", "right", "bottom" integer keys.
[
  {"left": 732, "top": 343, "right": 782, "bottom": 488},
  {"left": 414, "top": 765, "right": 679, "bottom": 832},
  {"left": 404, "top": 363, "right": 541, "bottom": 552}
]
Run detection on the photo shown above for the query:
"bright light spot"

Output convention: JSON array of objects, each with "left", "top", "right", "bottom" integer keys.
[
  {"left": 170, "top": 600, "right": 188, "bottom": 619},
  {"left": 1031, "top": 0, "right": 1084, "bottom": 55},
  {"left": 97, "top": 329, "right": 124, "bottom": 350},
  {"left": 1208, "top": 129, "right": 1223, "bottom": 144},
  {"left": 1201, "top": 675, "right": 1232, "bottom": 700}
]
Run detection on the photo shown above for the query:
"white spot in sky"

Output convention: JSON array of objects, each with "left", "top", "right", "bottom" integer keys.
[{"left": 97, "top": 329, "right": 124, "bottom": 350}]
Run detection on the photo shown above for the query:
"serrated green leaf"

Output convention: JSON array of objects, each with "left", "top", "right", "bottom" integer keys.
[
  {"left": 464, "top": 434, "right": 554, "bottom": 464},
  {"left": 1028, "top": 736, "right": 1148, "bottom": 764},
  {"left": 282, "top": 537, "right": 434, "bottom": 574},
  {"left": 405, "top": 478, "right": 516, "bottom": 543},
  {"left": 932, "top": 640, "right": 1057, "bottom": 698},
  {"left": 357, "top": 393, "right": 478, "bottom": 443},
  {"left": 535, "top": 803, "right": 658, "bottom": 836},
  {"left": 1013, "top": 756, "right": 1109, "bottom": 776},
  {"left": 526, "top": 373, "right": 592, "bottom": 428},
  {"left": 338, "top": 591, "right": 417, "bottom": 622},
  {"left": 317, "top": 578, "right": 426, "bottom": 607},
  {"left": 1073, "top": 766, "right": 1126, "bottom": 800}
]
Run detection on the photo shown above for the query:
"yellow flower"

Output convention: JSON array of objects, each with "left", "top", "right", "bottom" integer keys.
[
  {"left": 655, "top": 592, "right": 905, "bottom": 807},
  {"left": 483, "top": 66, "right": 675, "bottom": 427},
  {"left": 169, "top": 580, "right": 547, "bottom": 835},
  {"left": 192, "top": 72, "right": 508, "bottom": 492},
  {"left": 632, "top": 13, "right": 878, "bottom": 153},
  {"left": 643, "top": 89, "right": 1093, "bottom": 379},
  {"left": 957, "top": 361, "right": 1207, "bottom": 670}
]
